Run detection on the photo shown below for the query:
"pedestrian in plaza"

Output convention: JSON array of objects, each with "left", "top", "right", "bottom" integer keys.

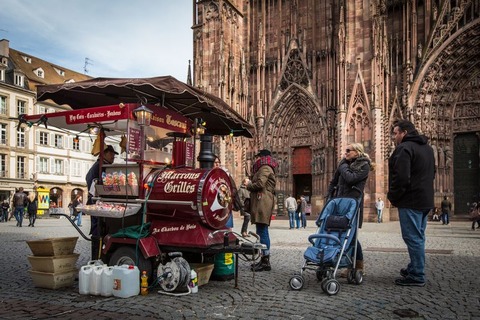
[
  {"left": 440, "top": 195, "right": 452, "bottom": 225},
  {"left": 27, "top": 193, "right": 38, "bottom": 227},
  {"left": 12, "top": 187, "right": 27, "bottom": 227},
  {"left": 1, "top": 200, "right": 8, "bottom": 222},
  {"left": 71, "top": 194, "right": 83, "bottom": 227},
  {"left": 285, "top": 194, "right": 297, "bottom": 229},
  {"left": 295, "top": 198, "right": 302, "bottom": 229},
  {"left": 470, "top": 202, "right": 480, "bottom": 230},
  {"left": 431, "top": 207, "right": 440, "bottom": 221},
  {"left": 327, "top": 142, "right": 373, "bottom": 275},
  {"left": 237, "top": 177, "right": 251, "bottom": 237},
  {"left": 388, "top": 119, "right": 435, "bottom": 287},
  {"left": 375, "top": 197, "right": 384, "bottom": 223},
  {"left": 86, "top": 144, "right": 118, "bottom": 260},
  {"left": 300, "top": 195, "right": 307, "bottom": 228},
  {"left": 247, "top": 149, "right": 277, "bottom": 272}
]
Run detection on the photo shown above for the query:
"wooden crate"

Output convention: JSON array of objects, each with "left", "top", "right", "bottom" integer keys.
[
  {"left": 190, "top": 263, "right": 214, "bottom": 286},
  {"left": 26, "top": 237, "right": 78, "bottom": 256},
  {"left": 28, "top": 254, "right": 80, "bottom": 273}
]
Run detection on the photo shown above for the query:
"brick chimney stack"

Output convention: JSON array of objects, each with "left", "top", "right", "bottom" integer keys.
[{"left": 0, "top": 39, "right": 10, "bottom": 57}]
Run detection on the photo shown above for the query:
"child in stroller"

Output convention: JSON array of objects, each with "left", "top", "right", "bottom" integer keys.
[{"left": 289, "top": 196, "right": 363, "bottom": 295}]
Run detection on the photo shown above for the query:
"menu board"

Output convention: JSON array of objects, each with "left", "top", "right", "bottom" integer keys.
[
  {"left": 276, "top": 192, "right": 285, "bottom": 216},
  {"left": 128, "top": 127, "right": 141, "bottom": 157}
]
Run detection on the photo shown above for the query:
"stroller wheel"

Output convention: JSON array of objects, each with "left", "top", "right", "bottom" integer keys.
[
  {"left": 347, "top": 270, "right": 355, "bottom": 284},
  {"left": 354, "top": 270, "right": 363, "bottom": 285},
  {"left": 323, "top": 279, "right": 341, "bottom": 295},
  {"left": 289, "top": 273, "right": 304, "bottom": 290}
]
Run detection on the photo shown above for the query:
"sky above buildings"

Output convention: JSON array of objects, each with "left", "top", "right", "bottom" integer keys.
[{"left": 0, "top": 0, "right": 193, "bottom": 81}]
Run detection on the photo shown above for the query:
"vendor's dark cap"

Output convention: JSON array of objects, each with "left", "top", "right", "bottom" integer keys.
[
  {"left": 255, "top": 149, "right": 271, "bottom": 157},
  {"left": 104, "top": 145, "right": 119, "bottom": 155}
]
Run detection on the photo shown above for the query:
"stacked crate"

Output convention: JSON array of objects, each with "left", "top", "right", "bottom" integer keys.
[{"left": 26, "top": 237, "right": 79, "bottom": 289}]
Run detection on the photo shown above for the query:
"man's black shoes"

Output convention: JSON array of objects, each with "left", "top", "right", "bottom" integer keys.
[{"left": 395, "top": 277, "right": 425, "bottom": 287}]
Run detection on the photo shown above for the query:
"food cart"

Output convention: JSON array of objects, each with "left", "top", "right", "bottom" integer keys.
[{"left": 23, "top": 76, "right": 262, "bottom": 290}]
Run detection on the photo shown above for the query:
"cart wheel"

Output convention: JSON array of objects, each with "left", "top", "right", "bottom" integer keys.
[
  {"left": 109, "top": 246, "right": 152, "bottom": 282},
  {"left": 324, "top": 279, "right": 341, "bottom": 295},
  {"left": 347, "top": 270, "right": 355, "bottom": 284},
  {"left": 289, "top": 273, "right": 304, "bottom": 290},
  {"left": 354, "top": 270, "right": 363, "bottom": 285}
]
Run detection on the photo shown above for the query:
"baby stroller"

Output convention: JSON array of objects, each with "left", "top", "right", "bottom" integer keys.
[{"left": 289, "top": 192, "right": 363, "bottom": 295}]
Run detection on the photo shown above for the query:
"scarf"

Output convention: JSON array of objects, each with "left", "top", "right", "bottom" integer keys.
[
  {"left": 349, "top": 156, "right": 372, "bottom": 172},
  {"left": 252, "top": 155, "right": 278, "bottom": 174}
]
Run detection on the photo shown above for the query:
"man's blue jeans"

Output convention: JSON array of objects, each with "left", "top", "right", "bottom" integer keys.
[
  {"left": 398, "top": 207, "right": 429, "bottom": 282},
  {"left": 377, "top": 209, "right": 383, "bottom": 223},
  {"left": 287, "top": 210, "right": 295, "bottom": 228},
  {"left": 14, "top": 206, "right": 24, "bottom": 226},
  {"left": 295, "top": 213, "right": 301, "bottom": 228},
  {"left": 301, "top": 212, "right": 307, "bottom": 228},
  {"left": 256, "top": 223, "right": 270, "bottom": 256}
]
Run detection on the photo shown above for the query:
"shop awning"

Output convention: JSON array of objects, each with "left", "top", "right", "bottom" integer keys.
[{"left": 36, "top": 76, "right": 254, "bottom": 138}]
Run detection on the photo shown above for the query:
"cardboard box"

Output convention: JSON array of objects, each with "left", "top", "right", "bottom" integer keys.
[
  {"left": 28, "top": 254, "right": 80, "bottom": 273},
  {"left": 189, "top": 263, "right": 214, "bottom": 286},
  {"left": 29, "top": 269, "right": 77, "bottom": 289},
  {"left": 26, "top": 237, "right": 78, "bottom": 256}
]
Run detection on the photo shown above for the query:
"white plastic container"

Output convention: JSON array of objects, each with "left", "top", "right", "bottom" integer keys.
[
  {"left": 101, "top": 266, "right": 114, "bottom": 297},
  {"left": 112, "top": 265, "right": 140, "bottom": 298},
  {"left": 88, "top": 260, "right": 105, "bottom": 267},
  {"left": 79, "top": 265, "right": 92, "bottom": 295},
  {"left": 190, "top": 269, "right": 198, "bottom": 293},
  {"left": 89, "top": 266, "right": 103, "bottom": 295}
]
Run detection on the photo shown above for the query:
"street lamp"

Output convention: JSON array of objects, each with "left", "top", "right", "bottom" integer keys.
[{"left": 133, "top": 105, "right": 153, "bottom": 126}]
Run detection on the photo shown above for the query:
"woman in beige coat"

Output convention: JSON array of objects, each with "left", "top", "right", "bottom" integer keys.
[{"left": 247, "top": 149, "right": 277, "bottom": 272}]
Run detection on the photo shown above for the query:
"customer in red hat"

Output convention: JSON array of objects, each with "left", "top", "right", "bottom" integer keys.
[{"left": 247, "top": 149, "right": 277, "bottom": 272}]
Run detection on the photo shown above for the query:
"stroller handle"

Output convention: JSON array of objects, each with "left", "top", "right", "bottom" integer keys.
[{"left": 308, "top": 234, "right": 341, "bottom": 245}]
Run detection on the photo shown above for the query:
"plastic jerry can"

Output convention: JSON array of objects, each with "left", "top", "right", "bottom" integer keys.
[
  {"left": 100, "top": 266, "right": 114, "bottom": 297},
  {"left": 79, "top": 265, "right": 92, "bottom": 295},
  {"left": 89, "top": 266, "right": 103, "bottom": 295},
  {"left": 112, "top": 265, "right": 140, "bottom": 298}
]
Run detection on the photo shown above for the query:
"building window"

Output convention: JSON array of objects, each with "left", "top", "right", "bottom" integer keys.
[
  {"left": 0, "top": 69, "right": 4, "bottom": 82},
  {"left": 54, "top": 159, "right": 63, "bottom": 175},
  {"left": 17, "top": 128, "right": 25, "bottom": 147},
  {"left": 0, "top": 154, "right": 6, "bottom": 177},
  {"left": 71, "top": 160, "right": 81, "bottom": 177},
  {"left": 0, "top": 124, "right": 6, "bottom": 145},
  {"left": 17, "top": 156, "right": 25, "bottom": 179},
  {"left": 0, "top": 95, "right": 6, "bottom": 115},
  {"left": 54, "top": 67, "right": 65, "bottom": 76},
  {"left": 35, "top": 68, "right": 44, "bottom": 78},
  {"left": 39, "top": 157, "right": 49, "bottom": 173},
  {"left": 17, "top": 100, "right": 26, "bottom": 116},
  {"left": 72, "top": 137, "right": 80, "bottom": 151},
  {"left": 54, "top": 134, "right": 63, "bottom": 148},
  {"left": 39, "top": 132, "right": 48, "bottom": 145},
  {"left": 22, "top": 56, "right": 32, "bottom": 63},
  {"left": 14, "top": 73, "right": 24, "bottom": 87}
]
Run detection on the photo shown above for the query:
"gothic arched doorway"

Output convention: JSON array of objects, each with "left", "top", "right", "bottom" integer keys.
[
  {"left": 292, "top": 147, "right": 312, "bottom": 209},
  {"left": 454, "top": 133, "right": 480, "bottom": 215}
]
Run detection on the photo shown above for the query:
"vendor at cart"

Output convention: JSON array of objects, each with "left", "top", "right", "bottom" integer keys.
[{"left": 86, "top": 144, "right": 118, "bottom": 260}]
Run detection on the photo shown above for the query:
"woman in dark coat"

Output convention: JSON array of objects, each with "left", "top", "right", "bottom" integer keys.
[
  {"left": 327, "top": 142, "right": 373, "bottom": 273},
  {"left": 27, "top": 195, "right": 38, "bottom": 227}
]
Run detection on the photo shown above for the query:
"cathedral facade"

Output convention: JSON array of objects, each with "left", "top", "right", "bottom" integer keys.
[{"left": 191, "top": 0, "right": 480, "bottom": 220}]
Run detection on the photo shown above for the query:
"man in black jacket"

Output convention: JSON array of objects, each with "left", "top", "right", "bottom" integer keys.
[{"left": 388, "top": 120, "right": 435, "bottom": 287}]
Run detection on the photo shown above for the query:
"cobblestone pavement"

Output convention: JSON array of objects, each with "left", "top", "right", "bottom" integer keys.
[{"left": 0, "top": 215, "right": 479, "bottom": 320}]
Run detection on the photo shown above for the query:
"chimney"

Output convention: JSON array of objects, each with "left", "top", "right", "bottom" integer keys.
[{"left": 0, "top": 39, "right": 9, "bottom": 57}]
